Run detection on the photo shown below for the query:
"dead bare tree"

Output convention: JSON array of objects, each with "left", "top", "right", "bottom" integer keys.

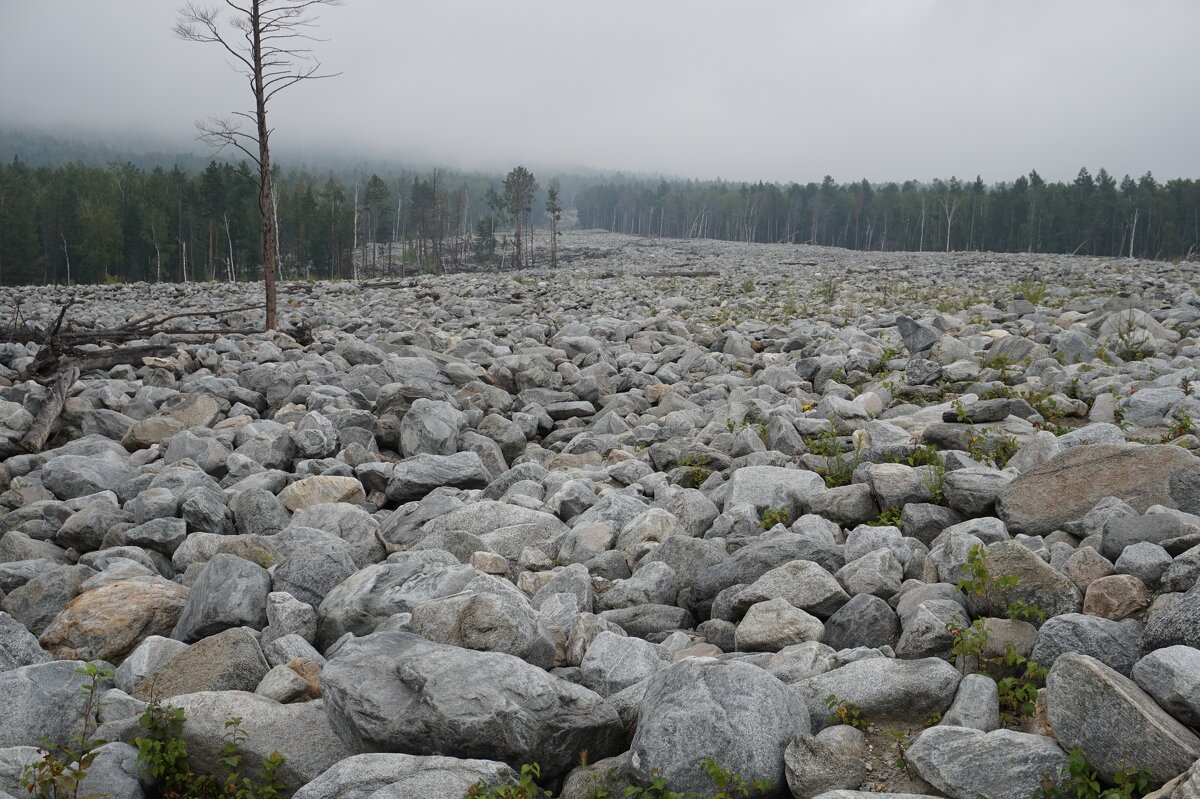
[{"left": 174, "top": 0, "right": 342, "bottom": 330}]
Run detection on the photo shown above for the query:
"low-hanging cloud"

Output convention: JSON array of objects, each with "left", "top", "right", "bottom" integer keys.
[{"left": 2, "top": 0, "right": 1197, "bottom": 184}]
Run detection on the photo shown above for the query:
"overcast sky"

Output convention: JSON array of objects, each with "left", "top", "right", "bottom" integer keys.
[{"left": 2, "top": 0, "right": 1197, "bottom": 184}]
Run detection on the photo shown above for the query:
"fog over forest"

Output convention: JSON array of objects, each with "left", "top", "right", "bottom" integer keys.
[{"left": 2, "top": 0, "right": 1198, "bottom": 184}]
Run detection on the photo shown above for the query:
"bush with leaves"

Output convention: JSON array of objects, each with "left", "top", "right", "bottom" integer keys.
[
  {"left": 134, "top": 696, "right": 286, "bottom": 799},
  {"left": 1033, "top": 749, "right": 1154, "bottom": 799},
  {"left": 22, "top": 663, "right": 112, "bottom": 799}
]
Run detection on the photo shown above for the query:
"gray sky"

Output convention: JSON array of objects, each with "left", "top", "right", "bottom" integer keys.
[{"left": 2, "top": 0, "right": 1197, "bottom": 184}]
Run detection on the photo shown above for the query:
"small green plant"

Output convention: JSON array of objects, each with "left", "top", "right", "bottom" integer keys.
[
  {"left": 1014, "top": 278, "right": 1048, "bottom": 305},
  {"left": 1006, "top": 599, "right": 1047, "bottom": 624},
  {"left": 677, "top": 454, "right": 714, "bottom": 488},
  {"left": 922, "top": 461, "right": 947, "bottom": 505},
  {"left": 817, "top": 276, "right": 839, "bottom": 306},
  {"left": 881, "top": 728, "right": 911, "bottom": 769},
  {"left": 824, "top": 695, "right": 867, "bottom": 730},
  {"left": 759, "top": 507, "right": 791, "bottom": 530},
  {"left": 867, "top": 507, "right": 903, "bottom": 527},
  {"left": 957, "top": 544, "right": 1015, "bottom": 598},
  {"left": 467, "top": 759, "right": 771, "bottom": 799},
  {"left": 739, "top": 280, "right": 756, "bottom": 295},
  {"left": 807, "top": 419, "right": 863, "bottom": 488},
  {"left": 1032, "top": 749, "right": 1154, "bottom": 799},
  {"left": 994, "top": 645, "right": 1049, "bottom": 720},
  {"left": 1165, "top": 410, "right": 1195, "bottom": 441},
  {"left": 905, "top": 444, "right": 943, "bottom": 468},
  {"left": 946, "top": 617, "right": 991, "bottom": 671},
  {"left": 22, "top": 663, "right": 113, "bottom": 799},
  {"left": 962, "top": 426, "right": 1019, "bottom": 469},
  {"left": 135, "top": 697, "right": 287, "bottom": 799}
]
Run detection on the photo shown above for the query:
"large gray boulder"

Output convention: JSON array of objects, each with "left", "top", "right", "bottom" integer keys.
[
  {"left": 628, "top": 657, "right": 810, "bottom": 795},
  {"left": 293, "top": 753, "right": 517, "bottom": 799},
  {"left": 1046, "top": 652, "right": 1200, "bottom": 784},
  {"left": 132, "top": 627, "right": 268, "bottom": 700},
  {"left": 690, "top": 533, "right": 843, "bottom": 615},
  {"left": 966, "top": 540, "right": 1082, "bottom": 619},
  {"left": 997, "top": 445, "right": 1200, "bottom": 535},
  {"left": 418, "top": 501, "right": 568, "bottom": 561},
  {"left": 408, "top": 590, "right": 556, "bottom": 669},
  {"left": 906, "top": 726, "right": 1069, "bottom": 799},
  {"left": 1143, "top": 584, "right": 1200, "bottom": 651},
  {"left": 41, "top": 455, "right": 137, "bottom": 500},
  {"left": 1031, "top": 613, "right": 1143, "bottom": 676},
  {"left": 578, "top": 631, "right": 670, "bottom": 697},
  {"left": 795, "top": 657, "right": 961, "bottom": 731},
  {"left": 398, "top": 398, "right": 465, "bottom": 457},
  {"left": 316, "top": 561, "right": 477, "bottom": 647},
  {"left": 784, "top": 726, "right": 868, "bottom": 799},
  {"left": 321, "top": 631, "right": 623, "bottom": 780},
  {"left": 0, "top": 611, "right": 51, "bottom": 672},
  {"left": 171, "top": 553, "right": 271, "bottom": 642},
  {"left": 164, "top": 691, "right": 352, "bottom": 795},
  {"left": 385, "top": 452, "right": 490, "bottom": 503},
  {"left": 733, "top": 560, "right": 850, "bottom": 620},
  {"left": 1132, "top": 646, "right": 1200, "bottom": 729},
  {"left": 725, "top": 466, "right": 827, "bottom": 516},
  {"left": 0, "top": 660, "right": 110, "bottom": 748}
]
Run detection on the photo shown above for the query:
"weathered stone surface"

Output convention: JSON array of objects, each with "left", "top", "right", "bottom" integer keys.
[
  {"left": 734, "top": 597, "right": 824, "bottom": 652},
  {"left": 278, "top": 475, "right": 366, "bottom": 511},
  {"left": 0, "top": 660, "right": 111, "bottom": 748},
  {"left": 967, "top": 540, "right": 1082, "bottom": 619},
  {"left": 0, "top": 611, "right": 51, "bottom": 672},
  {"left": 385, "top": 452, "right": 490, "bottom": 502},
  {"left": 1046, "top": 652, "right": 1200, "bottom": 783},
  {"left": 171, "top": 553, "right": 271, "bottom": 642},
  {"left": 322, "top": 631, "right": 623, "bottom": 780},
  {"left": 784, "top": 726, "right": 868, "bottom": 799},
  {"left": 1031, "top": 613, "right": 1143, "bottom": 676},
  {"left": 408, "top": 590, "right": 556, "bottom": 669},
  {"left": 795, "top": 657, "right": 961, "bottom": 731},
  {"left": 1143, "top": 584, "right": 1200, "bottom": 651},
  {"left": 906, "top": 726, "right": 1069, "bottom": 799},
  {"left": 1132, "top": 646, "right": 1200, "bottom": 729},
  {"left": 133, "top": 627, "right": 269, "bottom": 700},
  {"left": 997, "top": 445, "right": 1200, "bottom": 535},
  {"left": 628, "top": 657, "right": 810, "bottom": 795},
  {"left": 292, "top": 753, "right": 517, "bottom": 799},
  {"left": 164, "top": 691, "right": 352, "bottom": 794},
  {"left": 316, "top": 561, "right": 477, "bottom": 647},
  {"left": 38, "top": 578, "right": 189, "bottom": 661}
]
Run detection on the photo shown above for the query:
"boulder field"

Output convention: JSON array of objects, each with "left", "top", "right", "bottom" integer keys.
[{"left": 0, "top": 231, "right": 1198, "bottom": 799}]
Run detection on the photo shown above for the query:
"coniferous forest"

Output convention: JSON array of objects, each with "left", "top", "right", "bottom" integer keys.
[
  {"left": 1, "top": 134, "right": 1197, "bottom": 286},
  {"left": 577, "top": 171, "right": 1200, "bottom": 261}
]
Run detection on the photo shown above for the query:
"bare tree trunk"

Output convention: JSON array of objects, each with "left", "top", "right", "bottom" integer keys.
[
  {"left": 352, "top": 182, "right": 360, "bottom": 281},
  {"left": 224, "top": 213, "right": 236, "bottom": 281},
  {"left": 60, "top": 234, "right": 71, "bottom": 285}
]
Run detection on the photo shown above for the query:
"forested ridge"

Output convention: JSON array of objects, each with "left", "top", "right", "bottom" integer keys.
[
  {"left": 2, "top": 131, "right": 1198, "bottom": 287},
  {"left": 577, "top": 170, "right": 1200, "bottom": 261}
]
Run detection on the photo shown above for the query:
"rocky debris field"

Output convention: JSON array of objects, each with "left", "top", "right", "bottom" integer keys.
[{"left": 0, "top": 229, "right": 1199, "bottom": 799}]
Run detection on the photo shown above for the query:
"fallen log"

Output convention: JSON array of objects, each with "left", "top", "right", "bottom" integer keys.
[{"left": 19, "top": 363, "right": 79, "bottom": 454}]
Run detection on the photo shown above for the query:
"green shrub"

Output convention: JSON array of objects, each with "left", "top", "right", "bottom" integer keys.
[
  {"left": 1032, "top": 749, "right": 1154, "bottom": 799},
  {"left": 824, "top": 694, "right": 867, "bottom": 730},
  {"left": 135, "top": 697, "right": 287, "bottom": 799},
  {"left": 21, "top": 663, "right": 112, "bottom": 799},
  {"left": 759, "top": 507, "right": 791, "bottom": 530}
]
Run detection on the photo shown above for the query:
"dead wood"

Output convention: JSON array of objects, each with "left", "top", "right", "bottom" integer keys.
[{"left": 19, "top": 363, "right": 79, "bottom": 454}]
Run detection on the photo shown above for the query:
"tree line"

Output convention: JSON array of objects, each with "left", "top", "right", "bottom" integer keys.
[
  {"left": 576, "top": 170, "right": 1200, "bottom": 261},
  {"left": 0, "top": 156, "right": 566, "bottom": 286}
]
